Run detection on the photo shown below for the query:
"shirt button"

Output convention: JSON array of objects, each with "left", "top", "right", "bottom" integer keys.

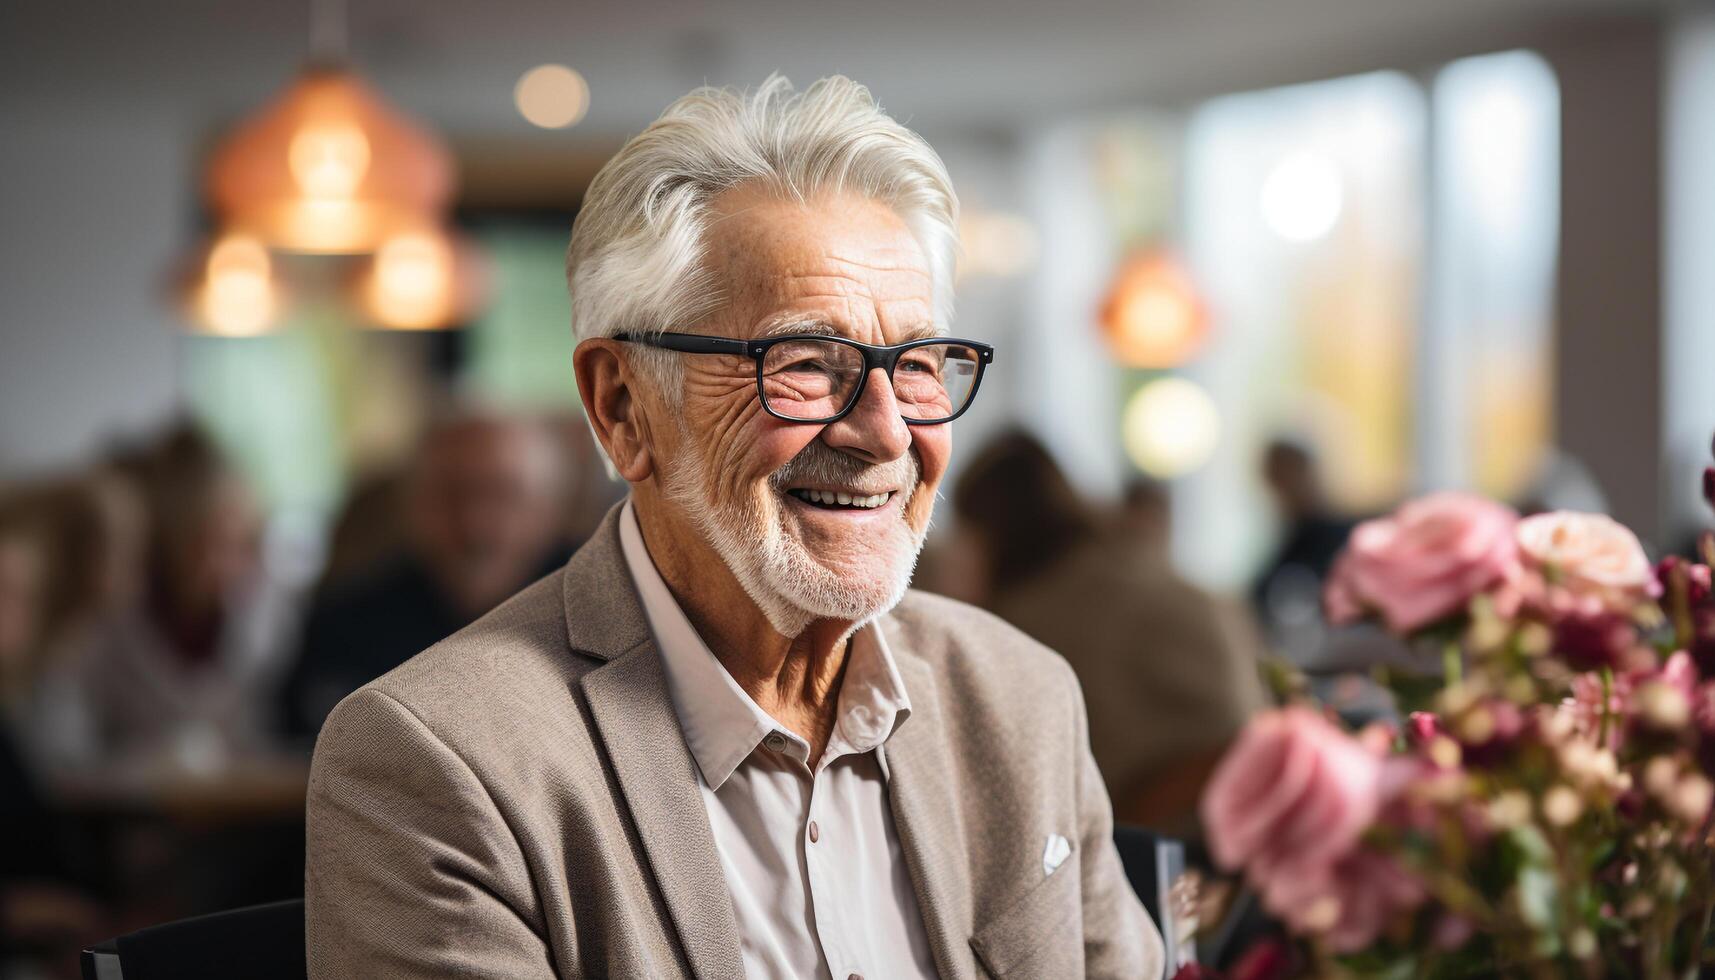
[
  {"left": 808, "top": 820, "right": 820, "bottom": 843},
  {"left": 764, "top": 732, "right": 787, "bottom": 752},
  {"left": 848, "top": 974, "right": 863, "bottom": 980}
]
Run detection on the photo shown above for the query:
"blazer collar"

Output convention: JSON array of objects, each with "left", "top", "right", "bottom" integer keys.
[
  {"left": 566, "top": 502, "right": 745, "bottom": 980},
  {"left": 560, "top": 502, "right": 653, "bottom": 662},
  {"left": 875, "top": 616, "right": 977, "bottom": 980}
]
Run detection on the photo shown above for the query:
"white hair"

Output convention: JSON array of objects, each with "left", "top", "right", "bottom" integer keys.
[{"left": 566, "top": 74, "right": 960, "bottom": 397}]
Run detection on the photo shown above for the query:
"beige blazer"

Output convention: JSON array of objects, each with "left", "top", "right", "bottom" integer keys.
[{"left": 305, "top": 506, "right": 1164, "bottom": 978}]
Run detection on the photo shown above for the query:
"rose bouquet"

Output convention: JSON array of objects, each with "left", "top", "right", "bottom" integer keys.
[{"left": 1195, "top": 445, "right": 1715, "bottom": 978}]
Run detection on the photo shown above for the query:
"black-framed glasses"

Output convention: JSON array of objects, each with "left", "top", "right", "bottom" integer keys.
[{"left": 612, "top": 331, "right": 996, "bottom": 425}]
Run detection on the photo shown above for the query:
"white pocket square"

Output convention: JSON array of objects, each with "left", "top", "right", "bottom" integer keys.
[{"left": 1042, "top": 833, "right": 1072, "bottom": 876}]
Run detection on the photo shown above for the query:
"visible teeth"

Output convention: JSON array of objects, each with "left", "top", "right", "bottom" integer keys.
[{"left": 788, "top": 489, "right": 892, "bottom": 509}]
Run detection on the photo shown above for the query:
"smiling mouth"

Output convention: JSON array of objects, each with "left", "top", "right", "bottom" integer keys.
[{"left": 785, "top": 488, "right": 895, "bottom": 511}]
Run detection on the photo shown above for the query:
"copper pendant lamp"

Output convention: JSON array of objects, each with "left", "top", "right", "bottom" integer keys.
[
  {"left": 204, "top": 64, "right": 455, "bottom": 255},
  {"left": 203, "top": 0, "right": 455, "bottom": 255}
]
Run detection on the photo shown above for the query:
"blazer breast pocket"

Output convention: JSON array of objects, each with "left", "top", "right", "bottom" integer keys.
[{"left": 968, "top": 857, "right": 1083, "bottom": 978}]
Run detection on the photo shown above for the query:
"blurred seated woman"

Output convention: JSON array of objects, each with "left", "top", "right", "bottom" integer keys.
[
  {"left": 0, "top": 468, "right": 148, "bottom": 772},
  {"left": 948, "top": 431, "right": 1267, "bottom": 839},
  {"left": 48, "top": 426, "right": 295, "bottom": 775}
]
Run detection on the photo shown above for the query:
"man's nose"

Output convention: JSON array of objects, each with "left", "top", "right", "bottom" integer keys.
[{"left": 820, "top": 367, "right": 911, "bottom": 464}]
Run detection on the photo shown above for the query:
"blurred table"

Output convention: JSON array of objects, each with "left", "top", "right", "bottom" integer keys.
[{"left": 53, "top": 753, "right": 309, "bottom": 827}]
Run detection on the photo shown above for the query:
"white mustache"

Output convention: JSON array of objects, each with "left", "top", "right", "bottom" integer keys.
[{"left": 769, "top": 441, "right": 920, "bottom": 498}]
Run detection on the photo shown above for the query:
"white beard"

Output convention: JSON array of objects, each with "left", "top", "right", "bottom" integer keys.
[{"left": 663, "top": 435, "right": 926, "bottom": 637}]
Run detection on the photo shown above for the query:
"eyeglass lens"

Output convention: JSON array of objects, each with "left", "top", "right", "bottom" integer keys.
[{"left": 759, "top": 340, "right": 981, "bottom": 422}]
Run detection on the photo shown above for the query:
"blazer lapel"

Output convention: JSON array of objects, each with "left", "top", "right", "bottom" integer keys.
[
  {"left": 883, "top": 645, "right": 977, "bottom": 980},
  {"left": 565, "top": 506, "right": 745, "bottom": 980}
]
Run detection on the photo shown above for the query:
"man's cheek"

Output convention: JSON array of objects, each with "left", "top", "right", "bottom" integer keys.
[{"left": 910, "top": 433, "right": 951, "bottom": 488}]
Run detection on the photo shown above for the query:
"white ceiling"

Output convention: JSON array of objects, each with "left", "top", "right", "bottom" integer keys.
[{"left": 0, "top": 0, "right": 1678, "bottom": 142}]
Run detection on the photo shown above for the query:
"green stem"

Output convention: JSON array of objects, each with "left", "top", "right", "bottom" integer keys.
[
  {"left": 1600, "top": 667, "right": 1614, "bottom": 750},
  {"left": 1444, "top": 641, "right": 1463, "bottom": 687}
]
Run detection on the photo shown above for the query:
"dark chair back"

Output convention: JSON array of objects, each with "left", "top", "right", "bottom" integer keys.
[
  {"left": 82, "top": 838, "right": 1173, "bottom": 979},
  {"left": 81, "top": 898, "right": 305, "bottom": 980},
  {"left": 1114, "top": 824, "right": 1194, "bottom": 975}
]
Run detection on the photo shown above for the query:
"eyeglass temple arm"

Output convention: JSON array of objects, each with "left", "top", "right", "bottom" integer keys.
[{"left": 613, "top": 332, "right": 756, "bottom": 357}]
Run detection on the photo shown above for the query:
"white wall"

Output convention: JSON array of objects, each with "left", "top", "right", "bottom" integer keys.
[{"left": 0, "top": 104, "right": 192, "bottom": 477}]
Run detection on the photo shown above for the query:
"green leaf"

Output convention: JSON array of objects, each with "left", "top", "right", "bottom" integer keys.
[{"left": 1517, "top": 866, "right": 1558, "bottom": 932}]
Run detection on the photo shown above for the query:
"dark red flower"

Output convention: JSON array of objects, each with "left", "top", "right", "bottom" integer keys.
[
  {"left": 1692, "top": 607, "right": 1715, "bottom": 678},
  {"left": 1657, "top": 556, "right": 1714, "bottom": 607},
  {"left": 1554, "top": 612, "right": 1637, "bottom": 672},
  {"left": 1172, "top": 966, "right": 1222, "bottom": 980},
  {"left": 1695, "top": 683, "right": 1715, "bottom": 777},
  {"left": 1617, "top": 788, "right": 1647, "bottom": 820},
  {"left": 1229, "top": 938, "right": 1295, "bottom": 980}
]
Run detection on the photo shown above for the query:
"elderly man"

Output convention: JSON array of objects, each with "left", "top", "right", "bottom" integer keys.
[{"left": 306, "top": 75, "right": 1163, "bottom": 979}]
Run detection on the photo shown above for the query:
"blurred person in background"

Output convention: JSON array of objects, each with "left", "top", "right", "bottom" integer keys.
[
  {"left": 47, "top": 425, "right": 293, "bottom": 775},
  {"left": 278, "top": 408, "right": 570, "bottom": 741},
  {"left": 0, "top": 495, "right": 106, "bottom": 978},
  {"left": 546, "top": 409, "right": 629, "bottom": 546},
  {"left": 7, "top": 469, "right": 150, "bottom": 772},
  {"left": 951, "top": 431, "right": 1266, "bottom": 839},
  {"left": 310, "top": 467, "right": 408, "bottom": 596},
  {"left": 1250, "top": 437, "right": 1356, "bottom": 658}
]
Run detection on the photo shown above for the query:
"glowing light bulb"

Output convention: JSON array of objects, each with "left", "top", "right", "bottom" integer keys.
[
  {"left": 288, "top": 123, "right": 371, "bottom": 199},
  {"left": 197, "top": 234, "right": 277, "bottom": 336},
  {"left": 515, "top": 65, "right": 590, "bottom": 129},
  {"left": 1123, "top": 377, "right": 1221, "bottom": 477},
  {"left": 366, "top": 232, "right": 453, "bottom": 329}
]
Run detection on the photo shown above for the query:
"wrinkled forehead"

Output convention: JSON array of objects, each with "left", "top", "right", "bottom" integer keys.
[{"left": 702, "top": 187, "right": 935, "bottom": 341}]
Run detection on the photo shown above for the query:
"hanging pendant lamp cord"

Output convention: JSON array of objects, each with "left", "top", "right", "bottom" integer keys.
[{"left": 309, "top": 0, "right": 348, "bottom": 65}]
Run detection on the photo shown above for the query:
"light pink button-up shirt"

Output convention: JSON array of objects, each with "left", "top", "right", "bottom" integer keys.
[{"left": 618, "top": 503, "right": 938, "bottom": 980}]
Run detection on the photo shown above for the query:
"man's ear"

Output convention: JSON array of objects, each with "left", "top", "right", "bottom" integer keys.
[{"left": 573, "top": 338, "right": 654, "bottom": 483}]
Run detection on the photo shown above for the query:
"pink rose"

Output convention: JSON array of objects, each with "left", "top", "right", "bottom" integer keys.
[
  {"left": 1324, "top": 493, "right": 1521, "bottom": 633},
  {"left": 1204, "top": 707, "right": 1431, "bottom": 949},
  {"left": 1260, "top": 850, "right": 1427, "bottom": 953},
  {"left": 1516, "top": 511, "right": 1659, "bottom": 610},
  {"left": 1202, "top": 707, "right": 1383, "bottom": 878}
]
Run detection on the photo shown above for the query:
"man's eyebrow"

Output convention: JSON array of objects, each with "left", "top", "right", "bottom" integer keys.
[
  {"left": 757, "top": 317, "right": 838, "bottom": 338},
  {"left": 753, "top": 318, "right": 943, "bottom": 341}
]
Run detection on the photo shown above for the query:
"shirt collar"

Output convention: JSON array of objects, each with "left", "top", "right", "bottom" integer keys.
[{"left": 617, "top": 500, "right": 911, "bottom": 789}]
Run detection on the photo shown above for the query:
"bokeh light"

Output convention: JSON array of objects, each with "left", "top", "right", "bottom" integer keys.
[
  {"left": 1259, "top": 150, "right": 1344, "bottom": 242},
  {"left": 364, "top": 232, "right": 453, "bottom": 329},
  {"left": 1122, "top": 377, "right": 1222, "bottom": 477},
  {"left": 515, "top": 65, "right": 590, "bottom": 129},
  {"left": 958, "top": 209, "right": 1040, "bottom": 279},
  {"left": 1100, "top": 251, "right": 1208, "bottom": 368},
  {"left": 194, "top": 234, "right": 278, "bottom": 337}
]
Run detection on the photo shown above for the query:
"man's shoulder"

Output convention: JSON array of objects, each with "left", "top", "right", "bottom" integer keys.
[
  {"left": 883, "top": 589, "right": 1079, "bottom": 704},
  {"left": 324, "top": 567, "right": 593, "bottom": 751}
]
